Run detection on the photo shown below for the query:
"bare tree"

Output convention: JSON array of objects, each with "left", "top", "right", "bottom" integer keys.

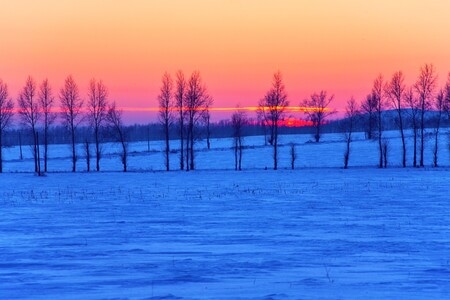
[
  {"left": 302, "top": 90, "right": 335, "bottom": 143},
  {"left": 256, "top": 108, "right": 268, "bottom": 145},
  {"left": 175, "top": 70, "right": 186, "bottom": 170},
  {"left": 404, "top": 87, "right": 420, "bottom": 167},
  {"left": 385, "top": 71, "right": 407, "bottom": 167},
  {"left": 185, "top": 71, "right": 212, "bottom": 171},
  {"left": 18, "top": 76, "right": 40, "bottom": 172},
  {"left": 0, "top": 79, "right": 14, "bottom": 173},
  {"left": 60, "top": 75, "right": 84, "bottom": 172},
  {"left": 444, "top": 73, "right": 450, "bottom": 119},
  {"left": 433, "top": 89, "right": 445, "bottom": 167},
  {"left": 231, "top": 110, "right": 247, "bottom": 170},
  {"left": 258, "top": 71, "right": 289, "bottom": 170},
  {"left": 372, "top": 74, "right": 385, "bottom": 168},
  {"left": 361, "top": 93, "right": 377, "bottom": 139},
  {"left": 343, "top": 97, "right": 360, "bottom": 169},
  {"left": 87, "top": 79, "right": 108, "bottom": 171},
  {"left": 39, "top": 79, "right": 56, "bottom": 173},
  {"left": 84, "top": 139, "right": 91, "bottom": 172},
  {"left": 158, "top": 72, "right": 174, "bottom": 171},
  {"left": 107, "top": 102, "right": 128, "bottom": 172},
  {"left": 414, "top": 64, "right": 437, "bottom": 167},
  {"left": 382, "top": 139, "right": 389, "bottom": 168}
]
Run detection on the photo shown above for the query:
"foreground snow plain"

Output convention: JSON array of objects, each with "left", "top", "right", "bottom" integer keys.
[{"left": 1, "top": 130, "right": 450, "bottom": 299}]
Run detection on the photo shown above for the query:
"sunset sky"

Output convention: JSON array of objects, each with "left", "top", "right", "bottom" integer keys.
[{"left": 1, "top": 0, "right": 449, "bottom": 123}]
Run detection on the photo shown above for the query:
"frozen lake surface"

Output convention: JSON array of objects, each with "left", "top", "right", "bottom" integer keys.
[{"left": 1, "top": 168, "right": 450, "bottom": 299}]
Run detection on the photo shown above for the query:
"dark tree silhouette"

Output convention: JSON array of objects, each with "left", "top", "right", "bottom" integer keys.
[
  {"left": 385, "top": 71, "right": 407, "bottom": 167},
  {"left": 361, "top": 93, "right": 377, "bottom": 139},
  {"left": 343, "top": 97, "right": 360, "bottom": 169},
  {"left": 60, "top": 75, "right": 83, "bottom": 172},
  {"left": 404, "top": 87, "right": 420, "bottom": 167},
  {"left": 414, "top": 64, "right": 437, "bottom": 167},
  {"left": 39, "top": 79, "right": 56, "bottom": 173},
  {"left": 107, "top": 102, "right": 128, "bottom": 172},
  {"left": 231, "top": 110, "right": 246, "bottom": 170},
  {"left": 87, "top": 79, "right": 108, "bottom": 171},
  {"left": 158, "top": 72, "right": 174, "bottom": 171},
  {"left": 258, "top": 71, "right": 289, "bottom": 170},
  {"left": 18, "top": 76, "right": 40, "bottom": 173},
  {"left": 203, "top": 107, "right": 211, "bottom": 150},
  {"left": 372, "top": 74, "right": 385, "bottom": 168},
  {"left": 185, "top": 71, "right": 212, "bottom": 171},
  {"left": 0, "top": 79, "right": 14, "bottom": 173},
  {"left": 302, "top": 90, "right": 335, "bottom": 143},
  {"left": 175, "top": 70, "right": 186, "bottom": 170},
  {"left": 433, "top": 89, "right": 444, "bottom": 167}
]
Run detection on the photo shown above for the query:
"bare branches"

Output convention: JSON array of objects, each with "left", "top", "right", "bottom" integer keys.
[
  {"left": 107, "top": 102, "right": 128, "bottom": 172},
  {"left": 414, "top": 64, "right": 437, "bottom": 167},
  {"left": 39, "top": 79, "right": 56, "bottom": 172},
  {"left": 18, "top": 76, "right": 40, "bottom": 172},
  {"left": 302, "top": 90, "right": 335, "bottom": 143},
  {"left": 0, "top": 79, "right": 14, "bottom": 173},
  {"left": 175, "top": 70, "right": 186, "bottom": 170},
  {"left": 60, "top": 75, "right": 83, "bottom": 172},
  {"left": 259, "top": 71, "right": 289, "bottom": 170},
  {"left": 158, "top": 72, "right": 174, "bottom": 171},
  {"left": 372, "top": 74, "right": 385, "bottom": 168},
  {"left": 361, "top": 93, "right": 377, "bottom": 139},
  {"left": 88, "top": 78, "right": 108, "bottom": 171},
  {"left": 385, "top": 71, "right": 407, "bottom": 167},
  {"left": 231, "top": 109, "right": 247, "bottom": 170},
  {"left": 185, "top": 71, "right": 212, "bottom": 170},
  {"left": 343, "top": 97, "right": 360, "bottom": 169}
]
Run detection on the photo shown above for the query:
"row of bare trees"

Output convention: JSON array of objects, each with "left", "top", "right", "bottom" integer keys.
[
  {"left": 346, "top": 64, "right": 450, "bottom": 169},
  {"left": 157, "top": 70, "right": 212, "bottom": 171},
  {"left": 257, "top": 71, "right": 336, "bottom": 170},
  {"left": 1, "top": 65, "right": 449, "bottom": 173},
  {"left": 0, "top": 76, "right": 129, "bottom": 173}
]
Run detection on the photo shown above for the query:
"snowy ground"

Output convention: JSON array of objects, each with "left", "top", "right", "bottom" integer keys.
[{"left": 1, "top": 130, "right": 450, "bottom": 299}]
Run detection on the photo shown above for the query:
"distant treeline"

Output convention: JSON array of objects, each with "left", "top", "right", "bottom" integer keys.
[{"left": 3, "top": 108, "right": 447, "bottom": 148}]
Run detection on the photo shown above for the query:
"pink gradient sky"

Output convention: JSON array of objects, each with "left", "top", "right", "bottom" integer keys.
[{"left": 1, "top": 0, "right": 449, "bottom": 123}]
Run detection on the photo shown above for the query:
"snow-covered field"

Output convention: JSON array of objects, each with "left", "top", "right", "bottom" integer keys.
[{"left": 1, "top": 130, "right": 450, "bottom": 299}]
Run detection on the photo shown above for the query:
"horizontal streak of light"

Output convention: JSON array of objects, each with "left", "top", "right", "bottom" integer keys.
[{"left": 119, "top": 106, "right": 328, "bottom": 113}]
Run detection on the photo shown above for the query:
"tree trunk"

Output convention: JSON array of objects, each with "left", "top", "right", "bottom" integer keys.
[
  {"left": 420, "top": 105, "right": 425, "bottom": 167},
  {"left": 32, "top": 125, "right": 38, "bottom": 173},
  {"left": 179, "top": 116, "right": 184, "bottom": 170},
  {"left": 189, "top": 123, "right": 195, "bottom": 170},
  {"left": 165, "top": 121, "right": 170, "bottom": 171},
  {"left": 71, "top": 125, "right": 76, "bottom": 172},
  {"left": 398, "top": 111, "right": 406, "bottom": 167},
  {"left": 378, "top": 112, "right": 383, "bottom": 168},
  {"left": 85, "top": 140, "right": 91, "bottom": 172},
  {"left": 95, "top": 127, "right": 100, "bottom": 171},
  {"left": 36, "top": 132, "right": 41, "bottom": 176},
  {"left": 344, "top": 138, "right": 351, "bottom": 169},
  {"left": 413, "top": 125, "right": 417, "bottom": 167},
  {"left": 234, "top": 139, "right": 238, "bottom": 171},
  {"left": 273, "top": 124, "right": 278, "bottom": 170},
  {"left": 238, "top": 138, "right": 242, "bottom": 171},
  {"left": 185, "top": 126, "right": 190, "bottom": 171},
  {"left": 44, "top": 127, "right": 48, "bottom": 172}
]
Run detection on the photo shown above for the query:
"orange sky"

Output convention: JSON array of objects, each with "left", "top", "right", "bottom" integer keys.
[{"left": 1, "top": 0, "right": 449, "bottom": 122}]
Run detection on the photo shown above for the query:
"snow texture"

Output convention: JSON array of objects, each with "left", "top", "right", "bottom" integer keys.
[{"left": 1, "top": 130, "right": 450, "bottom": 299}]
